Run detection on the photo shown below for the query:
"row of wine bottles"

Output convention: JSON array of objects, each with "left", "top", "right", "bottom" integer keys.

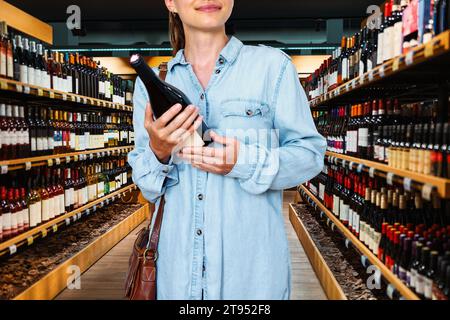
[
  {"left": 0, "top": 22, "right": 134, "bottom": 105},
  {"left": 305, "top": 0, "right": 450, "bottom": 100},
  {"left": 0, "top": 153, "right": 132, "bottom": 242},
  {"left": 304, "top": 162, "right": 450, "bottom": 300},
  {"left": 0, "top": 103, "right": 135, "bottom": 160},
  {"left": 312, "top": 98, "right": 450, "bottom": 178}
]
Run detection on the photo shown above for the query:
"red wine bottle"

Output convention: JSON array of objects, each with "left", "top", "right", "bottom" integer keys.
[{"left": 130, "top": 54, "right": 210, "bottom": 145}]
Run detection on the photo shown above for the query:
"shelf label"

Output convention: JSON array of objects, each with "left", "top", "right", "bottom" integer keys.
[
  {"left": 345, "top": 83, "right": 350, "bottom": 92},
  {"left": 27, "top": 236, "right": 34, "bottom": 246},
  {"left": 63, "top": 93, "right": 67, "bottom": 101},
  {"left": 403, "top": 178, "right": 412, "bottom": 191},
  {"left": 9, "top": 245, "right": 17, "bottom": 255},
  {"left": 65, "top": 218, "right": 71, "bottom": 226},
  {"left": 369, "top": 167, "right": 375, "bottom": 178},
  {"left": 70, "top": 95, "right": 75, "bottom": 102},
  {"left": 101, "top": 152, "right": 106, "bottom": 157},
  {"left": 368, "top": 69, "right": 374, "bottom": 81},
  {"left": 112, "top": 195, "right": 116, "bottom": 202},
  {"left": 101, "top": 201, "right": 105, "bottom": 207},
  {"left": 96, "top": 153, "right": 101, "bottom": 158},
  {"left": 1, "top": 165, "right": 8, "bottom": 175},
  {"left": 386, "top": 284, "right": 396, "bottom": 300},
  {"left": 72, "top": 215, "right": 77, "bottom": 222},
  {"left": 55, "top": 158, "right": 61, "bottom": 165},
  {"left": 77, "top": 212, "right": 82, "bottom": 220},
  {"left": 386, "top": 172, "right": 394, "bottom": 185},
  {"left": 421, "top": 184, "right": 433, "bottom": 201},
  {"left": 49, "top": 91, "right": 55, "bottom": 99},
  {"left": 406, "top": 50, "right": 414, "bottom": 66},
  {"left": 52, "top": 224, "right": 58, "bottom": 233},
  {"left": 331, "top": 223, "right": 336, "bottom": 231},
  {"left": 425, "top": 41, "right": 434, "bottom": 57},
  {"left": 392, "top": 57, "right": 400, "bottom": 71},
  {"left": 24, "top": 86, "right": 30, "bottom": 94},
  {"left": 16, "top": 84, "right": 23, "bottom": 92},
  {"left": 361, "top": 255, "right": 368, "bottom": 267},
  {"left": 74, "top": 155, "right": 79, "bottom": 162},
  {"left": 345, "top": 238, "right": 351, "bottom": 249},
  {"left": 83, "top": 97, "right": 87, "bottom": 104},
  {"left": 41, "top": 229, "right": 47, "bottom": 238},
  {"left": 66, "top": 156, "right": 71, "bottom": 163},
  {"left": 93, "top": 205, "right": 97, "bottom": 212},
  {"left": 349, "top": 161, "right": 355, "bottom": 170},
  {"left": 342, "top": 159, "right": 347, "bottom": 169},
  {"left": 86, "top": 208, "right": 91, "bottom": 215},
  {"left": 106, "top": 198, "right": 110, "bottom": 205},
  {"left": 379, "top": 65, "right": 385, "bottom": 77},
  {"left": 37, "top": 88, "right": 44, "bottom": 96},
  {"left": 359, "top": 75, "right": 365, "bottom": 85},
  {"left": 76, "top": 96, "right": 81, "bottom": 103},
  {"left": 47, "top": 159, "right": 53, "bottom": 167},
  {"left": 25, "top": 162, "right": 31, "bottom": 171},
  {"left": 357, "top": 163, "right": 364, "bottom": 173},
  {"left": 90, "top": 153, "right": 94, "bottom": 160},
  {"left": 0, "top": 81, "right": 7, "bottom": 90},
  {"left": 320, "top": 211, "right": 324, "bottom": 218}
]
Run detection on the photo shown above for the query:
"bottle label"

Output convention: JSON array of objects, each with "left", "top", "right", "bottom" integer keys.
[
  {"left": 67, "top": 76, "right": 73, "bottom": 93},
  {"left": 394, "top": 21, "right": 403, "bottom": 57},
  {"left": 65, "top": 189, "right": 72, "bottom": 208},
  {"left": 59, "top": 194, "right": 65, "bottom": 215},
  {"left": 70, "top": 133, "right": 76, "bottom": 150},
  {"left": 415, "top": 274, "right": 425, "bottom": 294},
  {"left": 48, "top": 197, "right": 55, "bottom": 220},
  {"left": 88, "top": 184, "right": 97, "bottom": 201},
  {"left": 83, "top": 187, "right": 89, "bottom": 205},
  {"left": 398, "top": 266, "right": 406, "bottom": 282},
  {"left": 73, "top": 188, "right": 79, "bottom": 207},
  {"left": 28, "top": 68, "right": 35, "bottom": 86},
  {"left": 97, "top": 182, "right": 105, "bottom": 198},
  {"left": 29, "top": 202, "right": 40, "bottom": 228},
  {"left": 348, "top": 208, "right": 353, "bottom": 228},
  {"left": 42, "top": 198, "right": 50, "bottom": 221},
  {"left": 2, "top": 211, "right": 11, "bottom": 231},
  {"left": 383, "top": 27, "right": 392, "bottom": 61},
  {"left": 20, "top": 65, "right": 28, "bottom": 84},
  {"left": 332, "top": 194, "right": 340, "bottom": 216},
  {"left": 99, "top": 81, "right": 105, "bottom": 94},
  {"left": 353, "top": 213, "right": 360, "bottom": 234},
  {"left": 0, "top": 51, "right": 6, "bottom": 76},
  {"left": 377, "top": 31, "right": 384, "bottom": 65},
  {"left": 21, "top": 208, "right": 29, "bottom": 225},
  {"left": 122, "top": 172, "right": 127, "bottom": 185},
  {"left": 410, "top": 268, "right": 417, "bottom": 288},
  {"left": 424, "top": 277, "right": 433, "bottom": 299},
  {"left": 358, "top": 128, "right": 369, "bottom": 147}
]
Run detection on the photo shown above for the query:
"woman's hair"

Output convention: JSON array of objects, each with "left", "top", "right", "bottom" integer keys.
[{"left": 169, "top": 12, "right": 185, "bottom": 55}]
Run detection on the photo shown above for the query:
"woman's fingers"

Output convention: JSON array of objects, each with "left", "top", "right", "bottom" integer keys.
[
  {"left": 210, "top": 131, "right": 234, "bottom": 145},
  {"left": 164, "top": 105, "right": 198, "bottom": 133},
  {"left": 176, "top": 116, "right": 203, "bottom": 142},
  {"left": 144, "top": 103, "right": 154, "bottom": 129},
  {"left": 155, "top": 103, "right": 183, "bottom": 128},
  {"left": 179, "top": 153, "right": 222, "bottom": 165}
]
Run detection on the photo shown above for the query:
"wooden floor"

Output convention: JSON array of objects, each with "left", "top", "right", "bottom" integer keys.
[{"left": 56, "top": 191, "right": 327, "bottom": 300}]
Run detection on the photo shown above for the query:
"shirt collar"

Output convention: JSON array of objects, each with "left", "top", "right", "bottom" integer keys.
[{"left": 167, "top": 36, "right": 243, "bottom": 71}]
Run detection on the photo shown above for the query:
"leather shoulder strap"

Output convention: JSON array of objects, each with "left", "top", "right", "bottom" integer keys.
[{"left": 158, "top": 62, "right": 168, "bottom": 81}]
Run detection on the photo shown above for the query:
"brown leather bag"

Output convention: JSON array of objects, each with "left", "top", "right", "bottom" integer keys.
[{"left": 125, "top": 63, "right": 168, "bottom": 300}]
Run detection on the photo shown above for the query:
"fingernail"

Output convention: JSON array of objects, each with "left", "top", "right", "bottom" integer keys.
[{"left": 176, "top": 104, "right": 182, "bottom": 110}]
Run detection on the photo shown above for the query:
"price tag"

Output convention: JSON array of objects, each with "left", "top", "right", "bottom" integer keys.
[
  {"left": 361, "top": 255, "right": 369, "bottom": 267},
  {"left": 83, "top": 98, "right": 87, "bottom": 104},
  {"left": 65, "top": 218, "right": 71, "bottom": 226},
  {"left": 368, "top": 69, "right": 374, "bottom": 82},
  {"left": 63, "top": 93, "right": 67, "bottom": 101},
  {"left": 70, "top": 95, "right": 75, "bottom": 102},
  {"left": 106, "top": 198, "right": 110, "bottom": 205},
  {"left": 331, "top": 223, "right": 336, "bottom": 231},
  {"left": 320, "top": 211, "right": 324, "bottom": 218},
  {"left": 369, "top": 167, "right": 375, "bottom": 178},
  {"left": 357, "top": 163, "right": 364, "bottom": 173},
  {"left": 406, "top": 50, "right": 414, "bottom": 66},
  {"left": 41, "top": 229, "right": 47, "bottom": 238},
  {"left": 345, "top": 83, "right": 350, "bottom": 92},
  {"left": 9, "top": 245, "right": 17, "bottom": 255},
  {"left": 345, "top": 238, "right": 351, "bottom": 249},
  {"left": 37, "top": 88, "right": 44, "bottom": 97},
  {"left": 24, "top": 86, "right": 30, "bottom": 94},
  {"left": 112, "top": 195, "right": 116, "bottom": 202},
  {"left": 379, "top": 65, "right": 386, "bottom": 77},
  {"left": 0, "top": 80, "right": 8, "bottom": 90},
  {"left": 107, "top": 151, "right": 111, "bottom": 156},
  {"left": 52, "top": 224, "right": 58, "bottom": 233},
  {"left": 360, "top": 75, "right": 365, "bottom": 85},
  {"left": 72, "top": 215, "right": 77, "bottom": 222},
  {"left": 97, "top": 153, "right": 101, "bottom": 158},
  {"left": 86, "top": 208, "right": 91, "bottom": 215},
  {"left": 101, "top": 201, "right": 105, "bottom": 207},
  {"left": 25, "top": 162, "right": 32, "bottom": 171},
  {"left": 55, "top": 158, "right": 61, "bottom": 165},
  {"left": 47, "top": 159, "right": 53, "bottom": 167},
  {"left": 66, "top": 156, "right": 71, "bottom": 163},
  {"left": 1, "top": 165, "right": 8, "bottom": 175},
  {"left": 392, "top": 57, "right": 400, "bottom": 71},
  {"left": 101, "top": 152, "right": 106, "bottom": 157},
  {"left": 27, "top": 236, "right": 34, "bottom": 246},
  {"left": 386, "top": 284, "right": 396, "bottom": 300},
  {"left": 421, "top": 184, "right": 433, "bottom": 201},
  {"left": 76, "top": 96, "right": 81, "bottom": 103},
  {"left": 49, "top": 91, "right": 55, "bottom": 99},
  {"left": 77, "top": 212, "right": 82, "bottom": 220},
  {"left": 90, "top": 153, "right": 94, "bottom": 160},
  {"left": 403, "top": 178, "right": 412, "bottom": 191},
  {"left": 425, "top": 41, "right": 434, "bottom": 57},
  {"left": 16, "top": 84, "right": 23, "bottom": 92},
  {"left": 342, "top": 159, "right": 347, "bottom": 169},
  {"left": 386, "top": 172, "right": 394, "bottom": 185},
  {"left": 74, "top": 155, "right": 79, "bottom": 162}
]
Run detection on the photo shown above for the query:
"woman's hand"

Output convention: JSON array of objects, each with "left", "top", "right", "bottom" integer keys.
[
  {"left": 177, "top": 131, "right": 239, "bottom": 175},
  {"left": 145, "top": 102, "right": 203, "bottom": 163}
]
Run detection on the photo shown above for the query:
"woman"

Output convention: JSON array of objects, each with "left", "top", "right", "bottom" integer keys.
[{"left": 128, "top": 0, "right": 326, "bottom": 300}]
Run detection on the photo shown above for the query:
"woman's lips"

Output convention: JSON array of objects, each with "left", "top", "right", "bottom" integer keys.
[{"left": 196, "top": 4, "right": 222, "bottom": 12}]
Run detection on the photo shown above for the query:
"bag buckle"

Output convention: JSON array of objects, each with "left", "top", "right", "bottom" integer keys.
[{"left": 143, "top": 249, "right": 158, "bottom": 262}]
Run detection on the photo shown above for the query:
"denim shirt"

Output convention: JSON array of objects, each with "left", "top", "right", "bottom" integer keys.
[{"left": 128, "top": 36, "right": 326, "bottom": 300}]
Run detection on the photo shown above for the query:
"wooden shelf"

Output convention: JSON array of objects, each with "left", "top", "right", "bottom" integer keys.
[
  {"left": 298, "top": 185, "right": 420, "bottom": 300},
  {"left": 0, "top": 183, "right": 139, "bottom": 256},
  {"left": 289, "top": 203, "right": 347, "bottom": 300},
  {"left": 13, "top": 203, "right": 149, "bottom": 300},
  {"left": 310, "top": 30, "right": 450, "bottom": 107},
  {"left": 0, "top": 146, "right": 134, "bottom": 172},
  {"left": 0, "top": 77, "right": 133, "bottom": 112},
  {"left": 326, "top": 151, "right": 450, "bottom": 199}
]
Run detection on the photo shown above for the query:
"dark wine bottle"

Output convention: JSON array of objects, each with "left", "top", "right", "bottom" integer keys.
[{"left": 130, "top": 54, "right": 210, "bottom": 145}]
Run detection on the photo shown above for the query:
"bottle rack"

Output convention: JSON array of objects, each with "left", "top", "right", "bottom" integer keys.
[
  {"left": 310, "top": 30, "right": 450, "bottom": 108},
  {"left": 298, "top": 184, "right": 420, "bottom": 300},
  {"left": 0, "top": 77, "right": 133, "bottom": 112},
  {"left": 0, "top": 146, "right": 134, "bottom": 173},
  {"left": 325, "top": 152, "right": 450, "bottom": 199},
  {"left": 0, "top": 183, "right": 138, "bottom": 258}
]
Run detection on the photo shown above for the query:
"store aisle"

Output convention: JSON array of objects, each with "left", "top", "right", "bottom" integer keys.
[{"left": 56, "top": 191, "right": 326, "bottom": 300}]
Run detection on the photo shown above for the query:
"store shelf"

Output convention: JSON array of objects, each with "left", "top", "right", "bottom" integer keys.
[
  {"left": 0, "top": 146, "right": 134, "bottom": 172},
  {"left": 310, "top": 30, "right": 450, "bottom": 107},
  {"left": 289, "top": 203, "right": 347, "bottom": 300},
  {"left": 13, "top": 203, "right": 149, "bottom": 300},
  {"left": 0, "top": 77, "right": 133, "bottom": 112},
  {"left": 298, "top": 185, "right": 420, "bottom": 300},
  {"left": 0, "top": 183, "right": 139, "bottom": 257},
  {"left": 326, "top": 151, "right": 450, "bottom": 199}
]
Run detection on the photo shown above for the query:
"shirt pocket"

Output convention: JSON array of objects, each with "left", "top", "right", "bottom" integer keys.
[{"left": 219, "top": 100, "right": 272, "bottom": 128}]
